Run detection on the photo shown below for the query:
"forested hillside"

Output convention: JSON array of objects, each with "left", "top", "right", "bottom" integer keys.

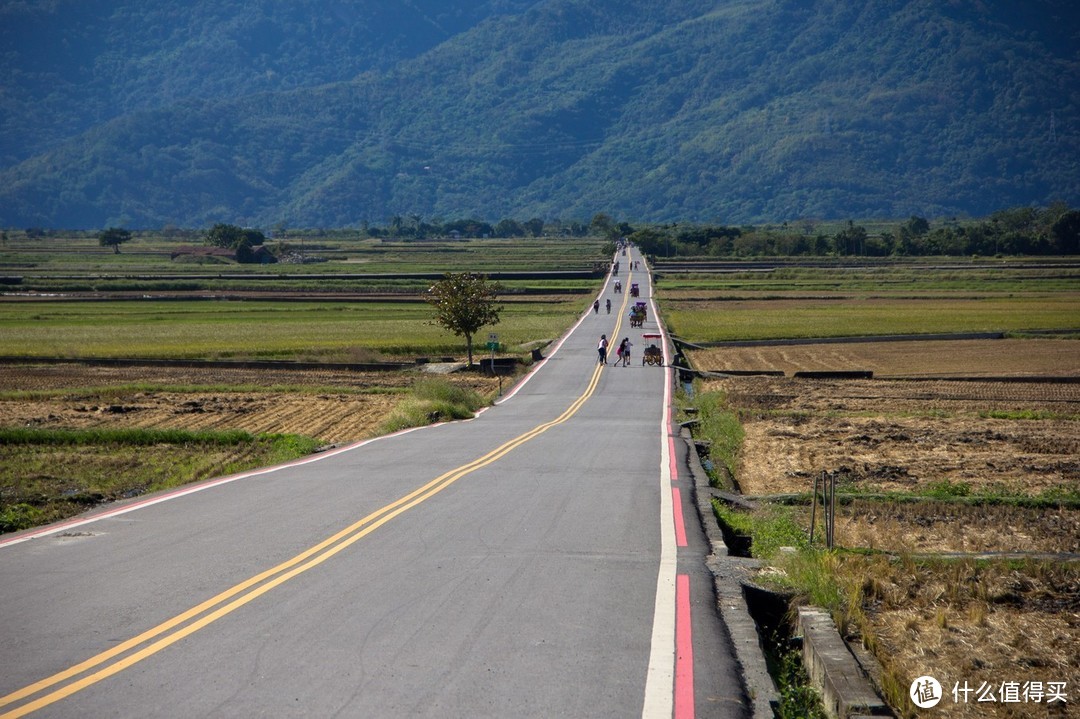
[
  {"left": 0, "top": 0, "right": 535, "bottom": 165},
  {"left": 1, "top": 0, "right": 1077, "bottom": 228}
]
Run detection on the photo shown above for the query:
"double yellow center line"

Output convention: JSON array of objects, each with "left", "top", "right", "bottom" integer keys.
[{"left": 2, "top": 283, "right": 632, "bottom": 718}]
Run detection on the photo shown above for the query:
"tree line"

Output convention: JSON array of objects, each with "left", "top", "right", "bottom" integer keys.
[
  {"left": 53, "top": 202, "right": 1080, "bottom": 260},
  {"left": 625, "top": 205, "right": 1080, "bottom": 258}
]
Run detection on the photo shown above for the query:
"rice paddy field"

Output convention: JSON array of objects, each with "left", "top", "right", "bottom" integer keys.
[
  {"left": 657, "top": 259, "right": 1080, "bottom": 343},
  {"left": 1, "top": 232, "right": 610, "bottom": 360},
  {"left": 1, "top": 231, "right": 609, "bottom": 284},
  {"left": 0, "top": 298, "right": 584, "bottom": 360}
]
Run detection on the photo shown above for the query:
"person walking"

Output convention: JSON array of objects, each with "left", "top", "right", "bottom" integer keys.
[
  {"left": 605, "top": 298, "right": 611, "bottom": 314},
  {"left": 593, "top": 299, "right": 600, "bottom": 314},
  {"left": 619, "top": 337, "right": 633, "bottom": 366},
  {"left": 597, "top": 334, "right": 609, "bottom": 365}
]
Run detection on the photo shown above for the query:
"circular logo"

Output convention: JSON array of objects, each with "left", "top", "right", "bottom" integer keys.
[{"left": 910, "top": 675, "right": 943, "bottom": 708}]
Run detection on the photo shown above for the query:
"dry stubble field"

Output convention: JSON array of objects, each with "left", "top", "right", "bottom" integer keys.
[
  {"left": 692, "top": 338, "right": 1079, "bottom": 718},
  {"left": 0, "top": 363, "right": 504, "bottom": 444}
]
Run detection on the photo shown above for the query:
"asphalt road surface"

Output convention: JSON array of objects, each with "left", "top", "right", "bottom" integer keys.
[{"left": 0, "top": 247, "right": 748, "bottom": 718}]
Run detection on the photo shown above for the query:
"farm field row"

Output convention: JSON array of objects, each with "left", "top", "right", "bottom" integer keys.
[
  {"left": 687, "top": 337, "right": 1080, "bottom": 378},
  {"left": 665, "top": 296, "right": 1080, "bottom": 343},
  {"left": 0, "top": 296, "right": 588, "bottom": 361},
  {"left": 0, "top": 363, "right": 504, "bottom": 442},
  {"left": 1, "top": 235, "right": 610, "bottom": 276},
  {"left": 0, "top": 236, "right": 601, "bottom": 533},
  {"left": 666, "top": 259, "right": 1080, "bottom": 716}
]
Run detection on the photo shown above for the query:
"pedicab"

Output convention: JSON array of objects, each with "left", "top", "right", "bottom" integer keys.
[
  {"left": 630, "top": 283, "right": 640, "bottom": 297},
  {"left": 629, "top": 301, "right": 647, "bottom": 328},
  {"left": 642, "top": 334, "right": 663, "bottom": 366}
]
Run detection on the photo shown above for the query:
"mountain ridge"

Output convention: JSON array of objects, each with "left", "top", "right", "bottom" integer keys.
[{"left": 1, "top": 0, "right": 1077, "bottom": 228}]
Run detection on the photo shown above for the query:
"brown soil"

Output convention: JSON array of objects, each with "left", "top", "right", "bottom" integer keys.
[
  {"left": 700, "top": 340, "right": 1079, "bottom": 718},
  {"left": 795, "top": 501, "right": 1080, "bottom": 554},
  {"left": 0, "top": 363, "right": 504, "bottom": 443},
  {"left": 705, "top": 376, "right": 1080, "bottom": 498},
  {"left": 688, "top": 337, "right": 1080, "bottom": 378}
]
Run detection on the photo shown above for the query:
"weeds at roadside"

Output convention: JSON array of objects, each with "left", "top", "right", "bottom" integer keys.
[
  {"left": 713, "top": 500, "right": 809, "bottom": 558},
  {"left": 680, "top": 382, "right": 743, "bottom": 482},
  {"left": 378, "top": 377, "right": 489, "bottom": 433}
]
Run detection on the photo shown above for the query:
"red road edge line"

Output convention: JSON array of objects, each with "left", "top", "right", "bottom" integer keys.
[
  {"left": 668, "top": 435, "right": 679, "bottom": 481},
  {"left": 675, "top": 574, "right": 695, "bottom": 719},
  {"left": 660, "top": 293, "right": 694, "bottom": 717},
  {"left": 672, "top": 488, "right": 688, "bottom": 548}
]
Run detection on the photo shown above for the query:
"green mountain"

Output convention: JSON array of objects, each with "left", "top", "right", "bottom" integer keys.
[
  {"left": 0, "top": 0, "right": 535, "bottom": 165},
  {"left": 1, "top": 0, "right": 1077, "bottom": 228}
]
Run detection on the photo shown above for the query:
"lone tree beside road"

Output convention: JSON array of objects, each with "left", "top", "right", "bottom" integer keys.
[
  {"left": 426, "top": 273, "right": 503, "bottom": 368},
  {"left": 98, "top": 227, "right": 132, "bottom": 254}
]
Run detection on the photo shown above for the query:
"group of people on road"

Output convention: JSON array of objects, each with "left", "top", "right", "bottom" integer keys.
[
  {"left": 594, "top": 243, "right": 638, "bottom": 367},
  {"left": 597, "top": 334, "right": 633, "bottom": 366}
]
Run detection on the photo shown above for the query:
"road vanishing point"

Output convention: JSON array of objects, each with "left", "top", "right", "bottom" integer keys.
[{"left": 0, "top": 246, "right": 749, "bottom": 718}]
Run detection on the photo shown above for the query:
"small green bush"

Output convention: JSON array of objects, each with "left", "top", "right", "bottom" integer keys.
[
  {"left": 379, "top": 378, "right": 487, "bottom": 433},
  {"left": 0, "top": 503, "right": 42, "bottom": 533}
]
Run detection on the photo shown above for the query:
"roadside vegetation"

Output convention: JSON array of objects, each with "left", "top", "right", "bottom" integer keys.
[
  {"left": 0, "top": 428, "right": 319, "bottom": 532},
  {"left": 378, "top": 378, "right": 490, "bottom": 434}
]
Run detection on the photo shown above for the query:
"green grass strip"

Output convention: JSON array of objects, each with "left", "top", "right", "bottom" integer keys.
[{"left": 0, "top": 427, "right": 255, "bottom": 446}]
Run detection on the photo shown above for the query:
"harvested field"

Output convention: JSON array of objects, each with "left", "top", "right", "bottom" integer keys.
[
  {"left": 698, "top": 339, "right": 1079, "bottom": 718},
  {"left": 849, "top": 555, "right": 1078, "bottom": 719},
  {"left": 798, "top": 501, "right": 1080, "bottom": 554},
  {"left": 0, "top": 363, "right": 504, "bottom": 443},
  {"left": 688, "top": 337, "right": 1080, "bottom": 378},
  {"left": 720, "top": 375, "right": 1080, "bottom": 416},
  {"left": 735, "top": 408, "right": 1079, "bottom": 497},
  {"left": 710, "top": 375, "right": 1080, "bottom": 498},
  {"left": 4, "top": 392, "right": 400, "bottom": 445}
]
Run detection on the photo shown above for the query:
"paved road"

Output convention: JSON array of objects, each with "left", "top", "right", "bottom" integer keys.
[{"left": 0, "top": 247, "right": 748, "bottom": 718}]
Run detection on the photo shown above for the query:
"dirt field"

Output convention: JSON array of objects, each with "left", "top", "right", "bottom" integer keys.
[
  {"left": 0, "top": 363, "right": 504, "bottom": 443},
  {"left": 699, "top": 339, "right": 1079, "bottom": 718},
  {"left": 689, "top": 337, "right": 1080, "bottom": 378},
  {"left": 725, "top": 378, "right": 1080, "bottom": 498}
]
